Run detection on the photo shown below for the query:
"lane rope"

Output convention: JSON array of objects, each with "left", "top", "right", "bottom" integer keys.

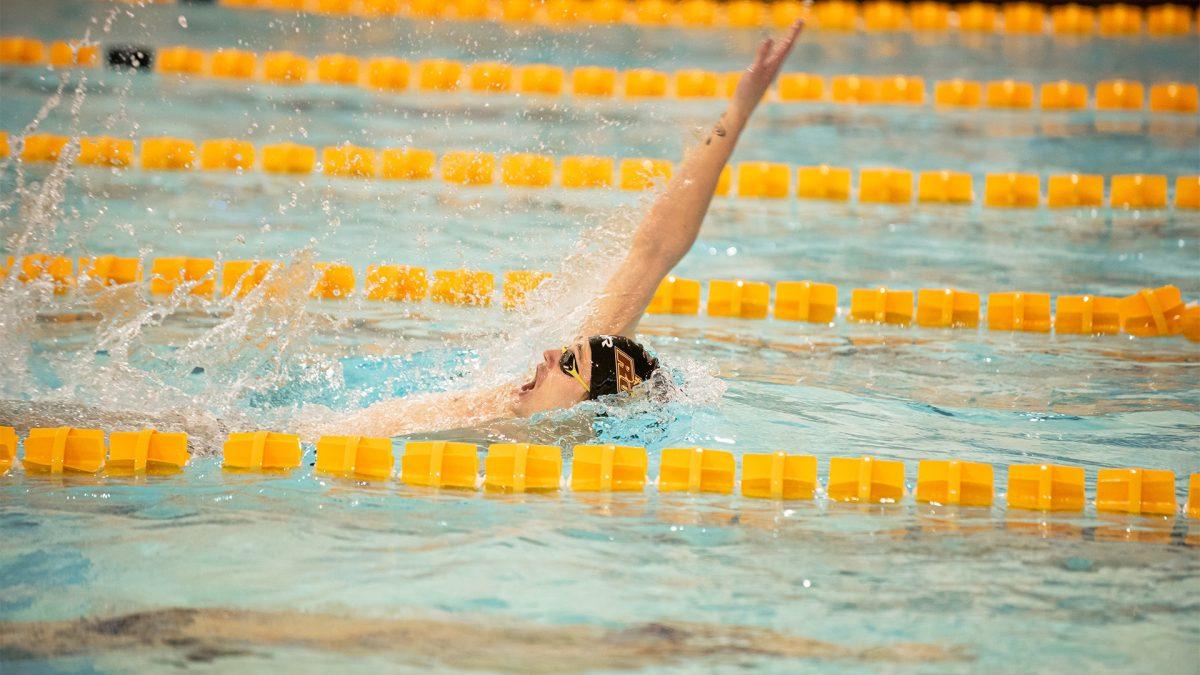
[
  {"left": 3, "top": 36, "right": 1199, "bottom": 116},
  {"left": 86, "top": 0, "right": 1200, "bottom": 41},
  {"left": 3, "top": 425, "right": 1199, "bottom": 538},
  {"left": 3, "top": 253, "right": 1197, "bottom": 341},
  {"left": 5, "top": 131, "right": 1199, "bottom": 209}
]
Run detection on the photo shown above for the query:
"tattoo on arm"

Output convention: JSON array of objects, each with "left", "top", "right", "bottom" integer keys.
[{"left": 705, "top": 115, "right": 728, "bottom": 146}]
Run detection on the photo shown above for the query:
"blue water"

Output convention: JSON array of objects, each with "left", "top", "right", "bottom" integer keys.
[{"left": 1, "top": 0, "right": 1199, "bottom": 671}]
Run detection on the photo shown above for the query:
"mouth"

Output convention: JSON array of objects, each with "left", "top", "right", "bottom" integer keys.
[{"left": 518, "top": 363, "right": 546, "bottom": 395}]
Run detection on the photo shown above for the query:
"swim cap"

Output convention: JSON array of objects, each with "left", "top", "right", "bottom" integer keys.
[{"left": 586, "top": 335, "right": 659, "bottom": 400}]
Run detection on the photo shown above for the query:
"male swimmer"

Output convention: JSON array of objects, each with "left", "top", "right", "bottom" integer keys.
[{"left": 311, "top": 20, "right": 807, "bottom": 439}]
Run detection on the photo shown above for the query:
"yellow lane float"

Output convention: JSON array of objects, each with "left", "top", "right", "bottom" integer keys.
[
  {"left": 262, "top": 142, "right": 317, "bottom": 174},
  {"left": 917, "top": 170, "right": 973, "bottom": 204},
  {"left": 24, "top": 427, "right": 106, "bottom": 474},
  {"left": 774, "top": 281, "right": 837, "bottom": 323},
  {"left": 484, "top": 443, "right": 562, "bottom": 492},
  {"left": 380, "top": 148, "right": 436, "bottom": 180},
  {"left": 365, "top": 264, "right": 429, "bottom": 301},
  {"left": 108, "top": 429, "right": 189, "bottom": 472},
  {"left": 78, "top": 136, "right": 134, "bottom": 168},
  {"left": 442, "top": 151, "right": 496, "bottom": 185},
  {"left": 570, "top": 444, "right": 648, "bottom": 492},
  {"left": 916, "top": 460, "right": 993, "bottom": 507},
  {"left": 647, "top": 275, "right": 701, "bottom": 315},
  {"left": 987, "top": 291, "right": 1052, "bottom": 332},
  {"left": 659, "top": 447, "right": 736, "bottom": 494},
  {"left": 310, "top": 263, "right": 355, "bottom": 299},
  {"left": 858, "top": 168, "right": 912, "bottom": 203},
  {"left": 1119, "top": 285, "right": 1185, "bottom": 337},
  {"left": 149, "top": 257, "right": 216, "bottom": 297},
  {"left": 431, "top": 269, "right": 494, "bottom": 306},
  {"left": 315, "top": 435, "right": 394, "bottom": 479},
  {"left": 741, "top": 451, "right": 817, "bottom": 500},
  {"left": 1, "top": 426, "right": 18, "bottom": 474},
  {"left": 502, "top": 270, "right": 551, "bottom": 309},
  {"left": 1046, "top": 173, "right": 1104, "bottom": 208},
  {"left": 1054, "top": 295, "right": 1121, "bottom": 335},
  {"left": 402, "top": 441, "right": 479, "bottom": 489},
  {"left": 827, "top": 456, "right": 905, "bottom": 503},
  {"left": 221, "top": 260, "right": 281, "bottom": 298},
  {"left": 1007, "top": 464, "right": 1085, "bottom": 511},
  {"left": 223, "top": 431, "right": 302, "bottom": 471},
  {"left": 707, "top": 279, "right": 771, "bottom": 319},
  {"left": 850, "top": 287, "right": 914, "bottom": 325},
  {"left": 50, "top": 40, "right": 98, "bottom": 68},
  {"left": 796, "top": 165, "right": 852, "bottom": 201},
  {"left": 1096, "top": 468, "right": 1177, "bottom": 516},
  {"left": 984, "top": 173, "right": 1040, "bottom": 208},
  {"left": 1110, "top": 174, "right": 1167, "bottom": 209},
  {"left": 916, "top": 289, "right": 980, "bottom": 329},
  {"left": 78, "top": 255, "right": 142, "bottom": 289}
]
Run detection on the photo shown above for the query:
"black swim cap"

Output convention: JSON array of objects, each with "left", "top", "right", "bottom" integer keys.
[{"left": 586, "top": 335, "right": 659, "bottom": 400}]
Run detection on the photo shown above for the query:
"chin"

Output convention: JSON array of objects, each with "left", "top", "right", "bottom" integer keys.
[{"left": 513, "top": 392, "right": 541, "bottom": 417}]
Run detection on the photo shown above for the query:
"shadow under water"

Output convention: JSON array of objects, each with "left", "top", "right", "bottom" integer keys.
[{"left": 0, "top": 607, "right": 969, "bottom": 670}]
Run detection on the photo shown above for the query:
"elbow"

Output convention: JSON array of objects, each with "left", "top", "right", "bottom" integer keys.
[{"left": 631, "top": 231, "right": 685, "bottom": 271}]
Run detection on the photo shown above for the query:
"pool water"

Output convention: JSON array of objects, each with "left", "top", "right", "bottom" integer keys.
[{"left": 2, "top": 1, "right": 1199, "bottom": 671}]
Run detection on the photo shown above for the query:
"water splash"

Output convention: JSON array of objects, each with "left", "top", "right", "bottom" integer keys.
[{"left": 0, "top": 7, "right": 727, "bottom": 452}]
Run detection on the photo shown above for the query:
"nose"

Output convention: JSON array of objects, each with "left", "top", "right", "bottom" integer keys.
[{"left": 542, "top": 349, "right": 558, "bottom": 364}]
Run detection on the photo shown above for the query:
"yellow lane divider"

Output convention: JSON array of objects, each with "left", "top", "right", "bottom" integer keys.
[
  {"left": 2, "top": 252, "right": 1197, "bottom": 342},
  {"left": 3, "top": 425, "right": 1198, "bottom": 532},
  {"left": 5, "top": 132, "right": 1200, "bottom": 209},
  {"left": 3, "top": 37, "right": 1199, "bottom": 115},
  {"left": 93, "top": 0, "right": 1199, "bottom": 40}
]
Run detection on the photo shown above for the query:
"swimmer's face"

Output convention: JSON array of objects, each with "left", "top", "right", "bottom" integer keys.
[{"left": 514, "top": 339, "right": 591, "bottom": 416}]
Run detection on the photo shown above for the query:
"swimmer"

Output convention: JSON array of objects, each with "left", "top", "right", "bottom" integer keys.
[{"left": 315, "top": 20, "right": 807, "bottom": 439}]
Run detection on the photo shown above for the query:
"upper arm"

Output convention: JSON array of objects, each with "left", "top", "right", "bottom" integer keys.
[{"left": 576, "top": 245, "right": 672, "bottom": 338}]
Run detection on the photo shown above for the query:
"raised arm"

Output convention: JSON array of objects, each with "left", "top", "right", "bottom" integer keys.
[{"left": 578, "top": 19, "right": 805, "bottom": 338}]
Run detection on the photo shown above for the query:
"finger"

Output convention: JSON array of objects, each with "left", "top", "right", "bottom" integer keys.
[
  {"left": 755, "top": 38, "right": 774, "bottom": 68},
  {"left": 771, "top": 19, "right": 805, "bottom": 61},
  {"left": 788, "top": 17, "right": 806, "bottom": 42}
]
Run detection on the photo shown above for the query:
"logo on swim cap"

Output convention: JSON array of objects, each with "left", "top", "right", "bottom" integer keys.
[
  {"left": 586, "top": 334, "right": 656, "bottom": 400},
  {"left": 615, "top": 347, "right": 641, "bottom": 393}
]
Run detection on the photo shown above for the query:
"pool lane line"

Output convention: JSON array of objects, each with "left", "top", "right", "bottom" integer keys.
[
  {"left": 4, "top": 131, "right": 1200, "bottom": 210},
  {"left": 3, "top": 253, "right": 1198, "bottom": 342},
  {"left": 4, "top": 429, "right": 1199, "bottom": 534},
  {"left": 2, "top": 36, "right": 1199, "bottom": 116},
  {"left": 84, "top": 0, "right": 1200, "bottom": 42}
]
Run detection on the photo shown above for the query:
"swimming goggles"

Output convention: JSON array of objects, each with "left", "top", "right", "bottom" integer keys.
[{"left": 559, "top": 346, "right": 589, "bottom": 394}]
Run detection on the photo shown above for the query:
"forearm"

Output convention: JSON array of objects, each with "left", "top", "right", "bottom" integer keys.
[
  {"left": 633, "top": 103, "right": 751, "bottom": 269},
  {"left": 577, "top": 21, "right": 802, "bottom": 338}
]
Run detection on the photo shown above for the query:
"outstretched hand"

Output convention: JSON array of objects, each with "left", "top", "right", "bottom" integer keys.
[{"left": 731, "top": 19, "right": 806, "bottom": 120}]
